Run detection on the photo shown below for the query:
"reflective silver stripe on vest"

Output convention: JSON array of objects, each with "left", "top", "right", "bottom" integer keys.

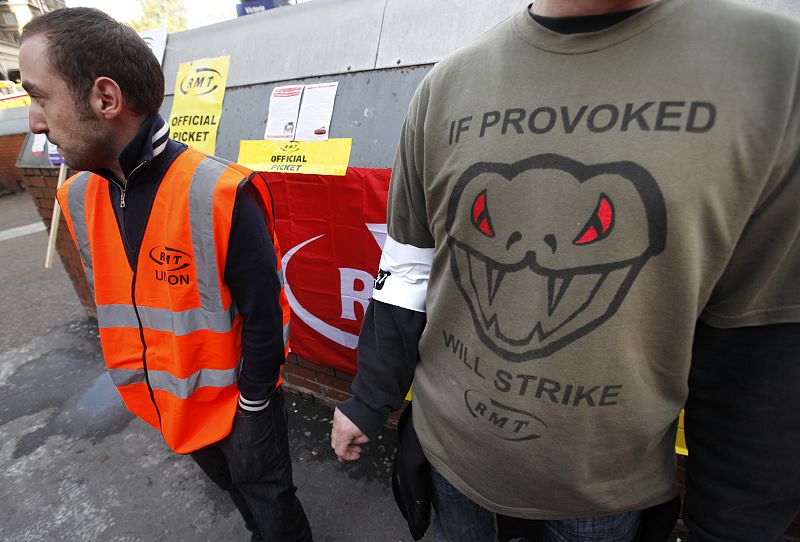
[
  {"left": 108, "top": 367, "right": 237, "bottom": 399},
  {"left": 97, "top": 304, "right": 233, "bottom": 335},
  {"left": 66, "top": 172, "right": 95, "bottom": 298},
  {"left": 189, "top": 157, "right": 229, "bottom": 313},
  {"left": 108, "top": 368, "right": 147, "bottom": 387},
  {"left": 96, "top": 304, "right": 139, "bottom": 328}
]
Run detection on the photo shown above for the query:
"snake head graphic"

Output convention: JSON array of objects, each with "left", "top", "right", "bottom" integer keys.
[{"left": 446, "top": 153, "right": 666, "bottom": 362}]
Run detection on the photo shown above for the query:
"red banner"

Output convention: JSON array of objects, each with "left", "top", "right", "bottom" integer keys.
[{"left": 266, "top": 167, "right": 391, "bottom": 373}]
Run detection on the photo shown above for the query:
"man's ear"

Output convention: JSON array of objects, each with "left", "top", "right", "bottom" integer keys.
[{"left": 91, "top": 76, "right": 124, "bottom": 119}]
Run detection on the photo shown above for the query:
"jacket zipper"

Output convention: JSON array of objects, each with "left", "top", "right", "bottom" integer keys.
[
  {"left": 116, "top": 160, "right": 160, "bottom": 425},
  {"left": 118, "top": 160, "right": 149, "bottom": 210},
  {"left": 132, "top": 245, "right": 162, "bottom": 427}
]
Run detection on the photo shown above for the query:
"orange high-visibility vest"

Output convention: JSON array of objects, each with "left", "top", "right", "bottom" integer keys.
[{"left": 57, "top": 148, "right": 290, "bottom": 454}]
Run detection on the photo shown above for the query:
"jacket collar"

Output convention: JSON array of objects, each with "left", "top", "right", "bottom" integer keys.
[
  {"left": 118, "top": 114, "right": 169, "bottom": 179},
  {"left": 93, "top": 114, "right": 170, "bottom": 185}
]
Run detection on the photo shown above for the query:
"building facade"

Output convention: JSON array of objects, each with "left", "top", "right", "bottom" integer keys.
[{"left": 0, "top": 0, "right": 66, "bottom": 80}]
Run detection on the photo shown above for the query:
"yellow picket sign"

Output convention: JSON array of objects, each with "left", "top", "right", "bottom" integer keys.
[
  {"left": 167, "top": 55, "right": 230, "bottom": 155},
  {"left": 238, "top": 139, "right": 352, "bottom": 176},
  {"left": 0, "top": 95, "right": 31, "bottom": 109},
  {"left": 0, "top": 81, "right": 31, "bottom": 109}
]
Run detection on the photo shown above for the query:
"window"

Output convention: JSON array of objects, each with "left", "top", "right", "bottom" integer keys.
[{"left": 1, "top": 11, "right": 16, "bottom": 25}]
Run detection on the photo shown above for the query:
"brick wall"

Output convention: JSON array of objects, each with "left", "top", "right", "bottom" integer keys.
[
  {"left": 0, "top": 133, "right": 26, "bottom": 193},
  {"left": 22, "top": 167, "right": 97, "bottom": 318},
  {"left": 281, "top": 354, "right": 405, "bottom": 424},
  {"left": 282, "top": 353, "right": 354, "bottom": 408}
]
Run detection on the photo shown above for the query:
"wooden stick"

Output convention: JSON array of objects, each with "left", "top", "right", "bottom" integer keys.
[{"left": 44, "top": 162, "right": 68, "bottom": 269}]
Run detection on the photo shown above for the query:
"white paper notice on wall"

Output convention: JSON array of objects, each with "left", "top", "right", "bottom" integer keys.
[
  {"left": 31, "top": 133, "right": 47, "bottom": 155},
  {"left": 264, "top": 85, "right": 304, "bottom": 140},
  {"left": 47, "top": 141, "right": 64, "bottom": 165},
  {"left": 295, "top": 82, "right": 339, "bottom": 141}
]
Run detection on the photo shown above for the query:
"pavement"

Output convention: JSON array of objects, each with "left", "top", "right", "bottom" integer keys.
[{"left": 0, "top": 191, "right": 430, "bottom": 542}]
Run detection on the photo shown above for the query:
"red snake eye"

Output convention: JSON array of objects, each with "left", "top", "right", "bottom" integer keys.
[
  {"left": 573, "top": 194, "right": 614, "bottom": 246},
  {"left": 471, "top": 190, "right": 495, "bottom": 237},
  {"left": 575, "top": 226, "right": 599, "bottom": 245}
]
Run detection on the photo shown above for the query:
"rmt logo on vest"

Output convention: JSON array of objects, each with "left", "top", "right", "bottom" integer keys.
[
  {"left": 148, "top": 246, "right": 192, "bottom": 286},
  {"left": 179, "top": 67, "right": 222, "bottom": 97}
]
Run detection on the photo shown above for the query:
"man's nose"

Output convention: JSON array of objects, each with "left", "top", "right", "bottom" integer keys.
[{"left": 28, "top": 107, "right": 47, "bottom": 135}]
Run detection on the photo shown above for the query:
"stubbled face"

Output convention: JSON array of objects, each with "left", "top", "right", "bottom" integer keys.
[
  {"left": 20, "top": 34, "right": 115, "bottom": 172},
  {"left": 446, "top": 154, "right": 667, "bottom": 362}
]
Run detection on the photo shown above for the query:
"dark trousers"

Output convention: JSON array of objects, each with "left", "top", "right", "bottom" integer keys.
[
  {"left": 684, "top": 323, "right": 800, "bottom": 542},
  {"left": 191, "top": 387, "right": 312, "bottom": 542}
]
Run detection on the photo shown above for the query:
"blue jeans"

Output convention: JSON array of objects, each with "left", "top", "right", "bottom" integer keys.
[
  {"left": 191, "top": 387, "right": 312, "bottom": 542},
  {"left": 431, "top": 468, "right": 641, "bottom": 542}
]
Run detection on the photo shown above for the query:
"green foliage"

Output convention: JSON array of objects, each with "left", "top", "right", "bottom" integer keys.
[{"left": 128, "top": 0, "right": 187, "bottom": 33}]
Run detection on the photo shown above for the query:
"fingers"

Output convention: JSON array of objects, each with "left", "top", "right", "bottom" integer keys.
[
  {"left": 331, "top": 407, "right": 370, "bottom": 462},
  {"left": 337, "top": 445, "right": 363, "bottom": 462}
]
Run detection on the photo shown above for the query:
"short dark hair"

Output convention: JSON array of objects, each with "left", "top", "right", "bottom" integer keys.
[{"left": 22, "top": 7, "right": 165, "bottom": 117}]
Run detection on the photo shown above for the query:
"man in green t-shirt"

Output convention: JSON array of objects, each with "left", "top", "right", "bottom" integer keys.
[{"left": 332, "top": 0, "right": 800, "bottom": 540}]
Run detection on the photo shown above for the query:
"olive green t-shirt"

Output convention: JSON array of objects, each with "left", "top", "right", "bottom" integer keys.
[{"left": 386, "top": 0, "right": 800, "bottom": 518}]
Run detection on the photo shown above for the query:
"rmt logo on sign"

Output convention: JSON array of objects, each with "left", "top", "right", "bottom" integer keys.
[
  {"left": 280, "top": 143, "right": 302, "bottom": 153},
  {"left": 148, "top": 246, "right": 192, "bottom": 286},
  {"left": 179, "top": 67, "right": 222, "bottom": 97}
]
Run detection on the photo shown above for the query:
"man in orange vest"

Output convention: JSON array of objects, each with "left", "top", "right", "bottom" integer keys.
[{"left": 19, "top": 8, "right": 312, "bottom": 541}]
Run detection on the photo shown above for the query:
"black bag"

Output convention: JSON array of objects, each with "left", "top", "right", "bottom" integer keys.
[{"left": 391, "top": 404, "right": 432, "bottom": 540}]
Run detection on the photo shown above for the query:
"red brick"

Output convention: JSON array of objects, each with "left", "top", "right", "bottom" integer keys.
[
  {"left": 283, "top": 377, "right": 322, "bottom": 395},
  {"left": 295, "top": 354, "right": 335, "bottom": 376},
  {"left": 0, "top": 134, "right": 25, "bottom": 192},
  {"left": 28, "top": 177, "right": 50, "bottom": 188},
  {"left": 281, "top": 364, "right": 318, "bottom": 382},
  {"left": 319, "top": 388, "right": 351, "bottom": 403},
  {"left": 334, "top": 368, "right": 355, "bottom": 382},
  {"left": 316, "top": 372, "right": 352, "bottom": 392}
]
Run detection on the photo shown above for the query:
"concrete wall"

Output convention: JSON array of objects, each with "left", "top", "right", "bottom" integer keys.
[{"left": 156, "top": 0, "right": 521, "bottom": 166}]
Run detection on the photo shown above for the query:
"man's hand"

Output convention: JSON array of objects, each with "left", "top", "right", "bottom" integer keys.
[{"left": 331, "top": 407, "right": 370, "bottom": 462}]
